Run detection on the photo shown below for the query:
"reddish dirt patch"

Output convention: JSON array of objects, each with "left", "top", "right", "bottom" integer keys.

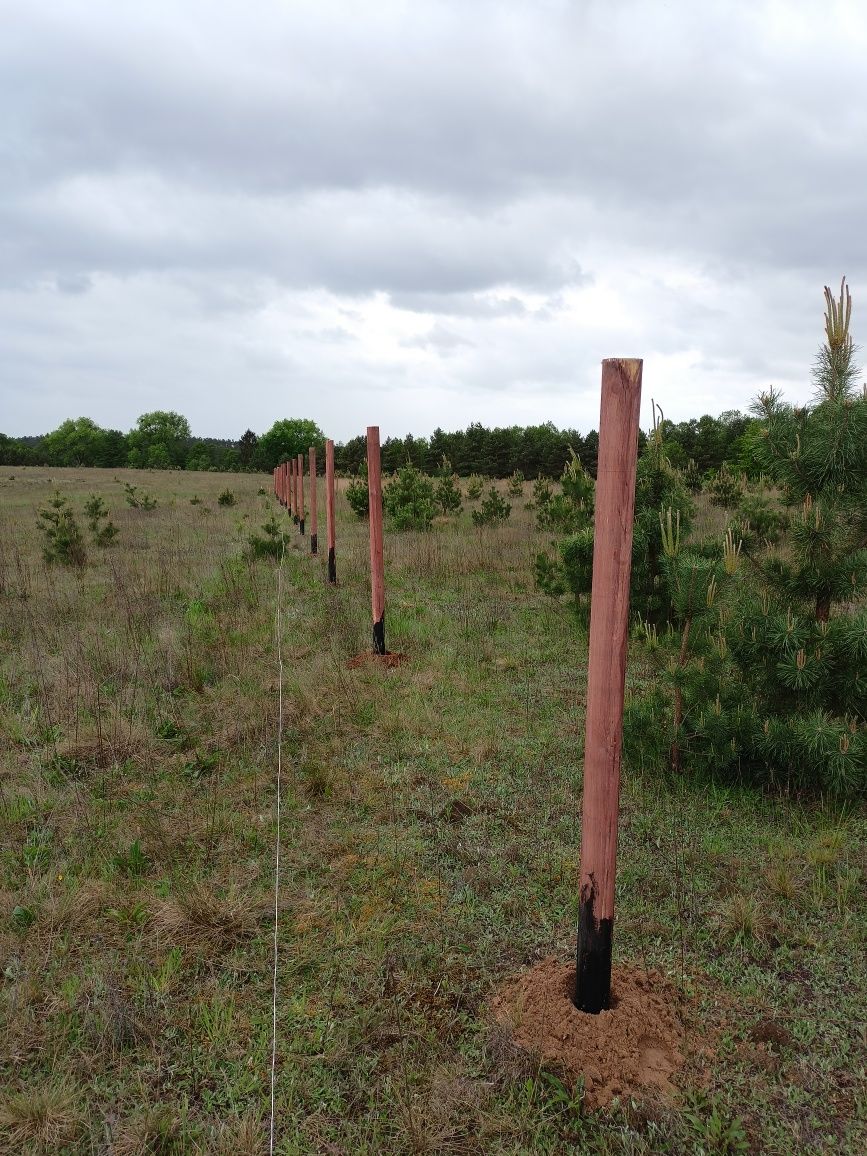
[
  {"left": 490, "top": 958, "right": 684, "bottom": 1108},
  {"left": 346, "top": 651, "right": 407, "bottom": 669}
]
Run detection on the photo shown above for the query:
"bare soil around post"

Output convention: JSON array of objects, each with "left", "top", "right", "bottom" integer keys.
[{"left": 490, "top": 957, "right": 685, "bottom": 1109}]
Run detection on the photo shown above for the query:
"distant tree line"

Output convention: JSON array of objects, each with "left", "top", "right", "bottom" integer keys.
[{"left": 0, "top": 409, "right": 757, "bottom": 479}]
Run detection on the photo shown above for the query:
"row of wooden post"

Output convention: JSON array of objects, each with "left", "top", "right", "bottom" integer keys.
[
  {"left": 268, "top": 362, "right": 642, "bottom": 1017},
  {"left": 273, "top": 442, "right": 337, "bottom": 574},
  {"left": 272, "top": 427, "right": 386, "bottom": 654}
]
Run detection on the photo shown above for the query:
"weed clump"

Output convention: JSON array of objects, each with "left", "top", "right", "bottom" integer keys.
[{"left": 217, "top": 488, "right": 236, "bottom": 507}]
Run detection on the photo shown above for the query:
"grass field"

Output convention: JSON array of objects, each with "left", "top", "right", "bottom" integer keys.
[{"left": 0, "top": 466, "right": 865, "bottom": 1154}]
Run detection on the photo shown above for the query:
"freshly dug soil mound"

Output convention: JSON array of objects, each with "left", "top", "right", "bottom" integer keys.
[
  {"left": 490, "top": 958, "right": 684, "bottom": 1108},
  {"left": 346, "top": 651, "right": 407, "bottom": 669}
]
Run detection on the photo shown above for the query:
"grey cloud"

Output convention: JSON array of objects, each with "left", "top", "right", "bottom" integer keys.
[
  {"left": 2, "top": 0, "right": 866, "bottom": 438},
  {"left": 55, "top": 274, "right": 93, "bottom": 295},
  {"left": 402, "top": 323, "right": 475, "bottom": 353},
  {"left": 388, "top": 291, "right": 530, "bottom": 318}
]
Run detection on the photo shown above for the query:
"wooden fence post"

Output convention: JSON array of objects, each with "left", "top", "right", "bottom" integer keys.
[
  {"left": 326, "top": 439, "right": 336, "bottom": 583},
  {"left": 309, "top": 447, "right": 318, "bottom": 555},
  {"left": 366, "top": 426, "right": 386, "bottom": 654},
  {"left": 575, "top": 358, "right": 643, "bottom": 1014},
  {"left": 290, "top": 457, "right": 298, "bottom": 522},
  {"left": 298, "top": 453, "right": 305, "bottom": 535}
]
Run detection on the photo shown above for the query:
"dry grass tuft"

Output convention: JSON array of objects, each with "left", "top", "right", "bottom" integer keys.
[
  {"left": 718, "top": 891, "right": 767, "bottom": 945},
  {"left": 111, "top": 1104, "right": 187, "bottom": 1156},
  {"left": 212, "top": 1113, "right": 268, "bottom": 1155},
  {"left": 764, "top": 861, "right": 799, "bottom": 902},
  {"left": 0, "top": 1082, "right": 80, "bottom": 1153},
  {"left": 149, "top": 882, "right": 263, "bottom": 952},
  {"left": 45, "top": 879, "right": 113, "bottom": 934}
]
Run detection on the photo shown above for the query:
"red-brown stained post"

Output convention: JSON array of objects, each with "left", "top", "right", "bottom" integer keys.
[
  {"left": 325, "top": 438, "right": 336, "bottom": 583},
  {"left": 297, "top": 453, "right": 305, "bottom": 534},
  {"left": 575, "top": 358, "right": 643, "bottom": 1014},
  {"left": 292, "top": 458, "right": 300, "bottom": 523},
  {"left": 309, "top": 447, "right": 318, "bottom": 554},
  {"left": 366, "top": 426, "right": 386, "bottom": 654}
]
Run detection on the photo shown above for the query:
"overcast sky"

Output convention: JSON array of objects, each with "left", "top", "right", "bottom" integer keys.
[{"left": 2, "top": 0, "right": 866, "bottom": 441}]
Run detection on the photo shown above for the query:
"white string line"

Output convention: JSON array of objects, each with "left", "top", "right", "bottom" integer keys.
[{"left": 269, "top": 543, "right": 285, "bottom": 1156}]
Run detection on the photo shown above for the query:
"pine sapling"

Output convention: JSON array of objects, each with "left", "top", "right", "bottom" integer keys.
[{"left": 38, "top": 494, "right": 87, "bottom": 566}]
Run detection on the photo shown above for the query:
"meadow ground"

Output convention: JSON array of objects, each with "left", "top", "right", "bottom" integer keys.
[{"left": 0, "top": 466, "right": 864, "bottom": 1155}]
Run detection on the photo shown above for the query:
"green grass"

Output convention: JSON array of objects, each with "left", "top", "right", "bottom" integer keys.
[{"left": 0, "top": 466, "right": 864, "bottom": 1154}]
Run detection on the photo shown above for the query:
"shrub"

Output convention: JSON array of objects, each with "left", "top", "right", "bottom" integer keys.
[
  {"left": 536, "top": 449, "right": 594, "bottom": 535},
  {"left": 625, "top": 278, "right": 867, "bottom": 797},
  {"left": 123, "top": 483, "right": 157, "bottom": 510},
  {"left": 531, "top": 474, "right": 553, "bottom": 511},
  {"left": 507, "top": 470, "right": 525, "bottom": 497},
  {"left": 37, "top": 494, "right": 87, "bottom": 566},
  {"left": 83, "top": 494, "right": 119, "bottom": 547},
  {"left": 345, "top": 473, "right": 369, "bottom": 520},
  {"left": 707, "top": 463, "right": 744, "bottom": 509},
  {"left": 730, "top": 492, "right": 789, "bottom": 552},
  {"left": 434, "top": 471, "right": 463, "bottom": 515},
  {"left": 247, "top": 510, "right": 284, "bottom": 559},
  {"left": 683, "top": 458, "right": 703, "bottom": 493},
  {"left": 535, "top": 425, "right": 692, "bottom": 625},
  {"left": 466, "top": 474, "right": 484, "bottom": 501},
  {"left": 472, "top": 487, "right": 511, "bottom": 527},
  {"left": 383, "top": 465, "right": 436, "bottom": 530},
  {"left": 533, "top": 550, "right": 567, "bottom": 598},
  {"left": 217, "top": 489, "right": 236, "bottom": 507}
]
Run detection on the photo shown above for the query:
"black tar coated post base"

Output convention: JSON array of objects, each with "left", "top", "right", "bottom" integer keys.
[
  {"left": 575, "top": 897, "right": 613, "bottom": 1014},
  {"left": 372, "top": 615, "right": 386, "bottom": 655}
]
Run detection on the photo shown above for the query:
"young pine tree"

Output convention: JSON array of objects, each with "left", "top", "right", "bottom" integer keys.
[{"left": 626, "top": 280, "right": 867, "bottom": 797}]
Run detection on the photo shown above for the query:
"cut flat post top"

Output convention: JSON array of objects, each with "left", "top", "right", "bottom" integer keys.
[
  {"left": 366, "top": 425, "right": 386, "bottom": 654},
  {"left": 576, "top": 357, "right": 643, "bottom": 1014},
  {"left": 325, "top": 438, "right": 336, "bottom": 583}
]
